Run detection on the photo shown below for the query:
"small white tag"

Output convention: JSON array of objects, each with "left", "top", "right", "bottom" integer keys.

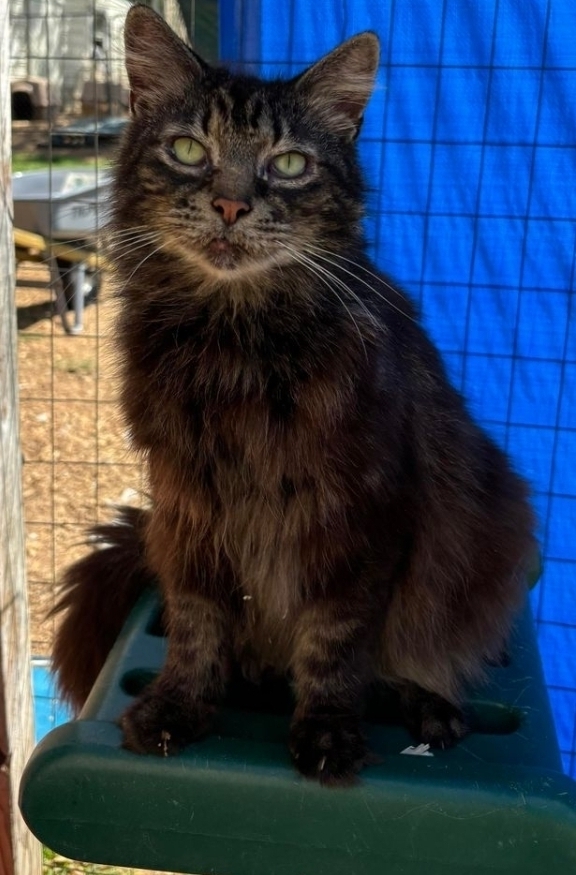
[{"left": 400, "top": 743, "right": 434, "bottom": 757}]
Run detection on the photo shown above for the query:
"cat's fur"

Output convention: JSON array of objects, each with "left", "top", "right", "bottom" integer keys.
[{"left": 52, "top": 5, "right": 536, "bottom": 785}]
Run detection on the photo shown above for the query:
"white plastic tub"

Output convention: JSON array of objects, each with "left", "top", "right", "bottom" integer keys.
[{"left": 12, "top": 168, "right": 112, "bottom": 240}]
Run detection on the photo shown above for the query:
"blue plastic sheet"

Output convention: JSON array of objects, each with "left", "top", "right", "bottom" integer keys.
[
  {"left": 221, "top": 0, "right": 576, "bottom": 776},
  {"left": 32, "top": 659, "right": 70, "bottom": 743}
]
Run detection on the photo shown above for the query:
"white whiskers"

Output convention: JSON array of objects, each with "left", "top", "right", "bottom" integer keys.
[
  {"left": 275, "top": 240, "right": 376, "bottom": 362},
  {"left": 302, "top": 242, "right": 415, "bottom": 323}
]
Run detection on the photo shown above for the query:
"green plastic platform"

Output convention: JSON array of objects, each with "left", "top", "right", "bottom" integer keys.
[{"left": 20, "top": 591, "right": 576, "bottom": 875}]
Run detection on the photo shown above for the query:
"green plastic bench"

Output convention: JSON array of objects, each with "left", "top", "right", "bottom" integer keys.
[{"left": 19, "top": 589, "right": 576, "bottom": 874}]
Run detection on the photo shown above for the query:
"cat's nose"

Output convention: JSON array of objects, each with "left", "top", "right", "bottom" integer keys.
[{"left": 211, "top": 197, "right": 252, "bottom": 225}]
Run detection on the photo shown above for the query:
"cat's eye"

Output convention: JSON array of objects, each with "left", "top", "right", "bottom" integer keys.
[
  {"left": 269, "top": 151, "right": 307, "bottom": 179},
  {"left": 172, "top": 137, "right": 207, "bottom": 166}
]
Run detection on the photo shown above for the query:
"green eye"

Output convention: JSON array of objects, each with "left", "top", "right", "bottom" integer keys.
[
  {"left": 270, "top": 151, "right": 307, "bottom": 178},
  {"left": 172, "top": 137, "right": 207, "bottom": 166}
]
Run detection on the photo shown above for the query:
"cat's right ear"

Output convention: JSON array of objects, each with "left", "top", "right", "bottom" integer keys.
[{"left": 124, "top": 5, "right": 204, "bottom": 116}]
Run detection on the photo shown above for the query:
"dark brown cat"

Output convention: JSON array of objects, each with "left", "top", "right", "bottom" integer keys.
[{"left": 52, "top": 4, "right": 536, "bottom": 786}]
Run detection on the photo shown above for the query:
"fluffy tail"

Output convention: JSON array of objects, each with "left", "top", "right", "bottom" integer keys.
[{"left": 51, "top": 506, "right": 156, "bottom": 713}]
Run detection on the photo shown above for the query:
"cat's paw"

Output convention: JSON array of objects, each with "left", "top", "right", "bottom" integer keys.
[
  {"left": 417, "top": 704, "right": 468, "bottom": 749},
  {"left": 120, "top": 686, "right": 215, "bottom": 756},
  {"left": 400, "top": 687, "right": 468, "bottom": 750},
  {"left": 289, "top": 712, "right": 369, "bottom": 786}
]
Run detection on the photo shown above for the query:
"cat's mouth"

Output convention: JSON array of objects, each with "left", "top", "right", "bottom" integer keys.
[{"left": 204, "top": 238, "right": 246, "bottom": 270}]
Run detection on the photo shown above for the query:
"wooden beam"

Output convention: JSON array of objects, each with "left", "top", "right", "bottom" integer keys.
[
  {"left": 0, "top": 669, "right": 13, "bottom": 875},
  {"left": 14, "top": 227, "right": 102, "bottom": 270},
  {"left": 0, "top": 0, "right": 42, "bottom": 867}
]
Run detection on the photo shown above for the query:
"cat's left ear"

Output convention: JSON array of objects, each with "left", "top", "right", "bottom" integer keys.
[{"left": 295, "top": 33, "right": 380, "bottom": 140}]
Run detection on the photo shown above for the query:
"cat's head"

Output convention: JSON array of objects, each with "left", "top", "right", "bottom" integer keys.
[{"left": 113, "top": 5, "right": 379, "bottom": 290}]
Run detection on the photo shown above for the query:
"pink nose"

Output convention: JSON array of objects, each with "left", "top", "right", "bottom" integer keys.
[{"left": 211, "top": 197, "right": 251, "bottom": 226}]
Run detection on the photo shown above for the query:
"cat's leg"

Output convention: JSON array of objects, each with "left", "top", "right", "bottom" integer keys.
[
  {"left": 289, "top": 599, "right": 374, "bottom": 786},
  {"left": 396, "top": 681, "right": 468, "bottom": 749},
  {"left": 121, "top": 589, "right": 230, "bottom": 756}
]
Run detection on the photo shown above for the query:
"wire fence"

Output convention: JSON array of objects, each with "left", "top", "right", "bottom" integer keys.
[
  {"left": 226, "top": 0, "right": 576, "bottom": 776},
  {"left": 13, "top": 0, "right": 134, "bottom": 662}
]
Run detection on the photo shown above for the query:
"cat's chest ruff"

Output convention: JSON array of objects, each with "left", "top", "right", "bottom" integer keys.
[
  {"left": 203, "top": 402, "right": 335, "bottom": 625},
  {"left": 217, "top": 478, "right": 308, "bottom": 649}
]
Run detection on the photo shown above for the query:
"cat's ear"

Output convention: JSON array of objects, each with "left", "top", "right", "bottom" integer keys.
[
  {"left": 124, "top": 4, "right": 205, "bottom": 115},
  {"left": 295, "top": 33, "right": 379, "bottom": 140}
]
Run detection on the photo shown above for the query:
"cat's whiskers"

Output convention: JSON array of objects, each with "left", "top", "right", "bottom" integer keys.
[
  {"left": 42, "top": 219, "right": 119, "bottom": 249},
  {"left": 275, "top": 239, "right": 380, "bottom": 331},
  {"left": 141, "top": 218, "right": 298, "bottom": 289},
  {"left": 105, "top": 226, "right": 161, "bottom": 246},
  {"left": 106, "top": 235, "right": 157, "bottom": 260},
  {"left": 117, "top": 238, "right": 171, "bottom": 291},
  {"left": 105, "top": 234, "right": 155, "bottom": 253},
  {"left": 45, "top": 227, "right": 154, "bottom": 287},
  {"left": 111, "top": 233, "right": 165, "bottom": 261},
  {"left": 275, "top": 241, "right": 371, "bottom": 362},
  {"left": 303, "top": 243, "right": 416, "bottom": 323},
  {"left": 107, "top": 228, "right": 166, "bottom": 262},
  {"left": 75, "top": 225, "right": 149, "bottom": 249},
  {"left": 105, "top": 223, "right": 151, "bottom": 237}
]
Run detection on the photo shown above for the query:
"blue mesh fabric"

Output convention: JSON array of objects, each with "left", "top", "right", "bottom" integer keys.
[{"left": 220, "top": 0, "right": 576, "bottom": 775}]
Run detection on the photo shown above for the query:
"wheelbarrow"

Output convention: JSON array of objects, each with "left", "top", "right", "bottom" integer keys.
[{"left": 12, "top": 167, "right": 112, "bottom": 334}]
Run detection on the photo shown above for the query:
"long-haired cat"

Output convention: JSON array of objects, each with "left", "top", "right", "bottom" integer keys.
[{"left": 52, "top": 4, "right": 536, "bottom": 786}]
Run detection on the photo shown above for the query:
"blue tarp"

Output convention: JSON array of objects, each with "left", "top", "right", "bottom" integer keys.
[
  {"left": 32, "top": 660, "right": 70, "bottom": 743},
  {"left": 221, "top": 0, "right": 576, "bottom": 775}
]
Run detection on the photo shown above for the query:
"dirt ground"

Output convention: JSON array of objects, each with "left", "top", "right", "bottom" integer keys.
[{"left": 16, "top": 259, "right": 146, "bottom": 657}]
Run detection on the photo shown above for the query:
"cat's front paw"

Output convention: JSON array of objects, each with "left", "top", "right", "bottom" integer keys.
[
  {"left": 289, "top": 712, "right": 369, "bottom": 786},
  {"left": 120, "top": 686, "right": 215, "bottom": 756},
  {"left": 400, "top": 686, "right": 468, "bottom": 750}
]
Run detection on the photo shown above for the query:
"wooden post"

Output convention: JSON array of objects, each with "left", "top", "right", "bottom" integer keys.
[{"left": 0, "top": 0, "right": 42, "bottom": 870}]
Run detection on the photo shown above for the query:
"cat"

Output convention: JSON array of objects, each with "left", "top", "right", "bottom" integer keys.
[{"left": 52, "top": 3, "right": 536, "bottom": 786}]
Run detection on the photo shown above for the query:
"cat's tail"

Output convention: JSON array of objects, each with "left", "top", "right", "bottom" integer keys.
[{"left": 51, "top": 506, "right": 156, "bottom": 714}]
